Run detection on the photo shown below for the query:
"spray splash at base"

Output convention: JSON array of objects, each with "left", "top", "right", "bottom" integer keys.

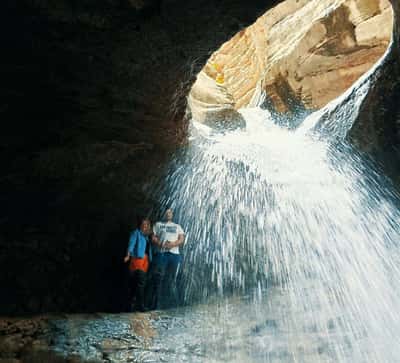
[{"left": 153, "top": 103, "right": 400, "bottom": 361}]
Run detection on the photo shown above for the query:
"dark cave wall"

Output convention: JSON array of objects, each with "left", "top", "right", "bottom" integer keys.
[
  {"left": 1, "top": 0, "right": 281, "bottom": 314},
  {"left": 349, "top": 0, "right": 400, "bottom": 176}
]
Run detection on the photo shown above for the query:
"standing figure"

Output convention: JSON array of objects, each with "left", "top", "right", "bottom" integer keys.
[
  {"left": 151, "top": 208, "right": 185, "bottom": 309},
  {"left": 124, "top": 218, "right": 152, "bottom": 312}
]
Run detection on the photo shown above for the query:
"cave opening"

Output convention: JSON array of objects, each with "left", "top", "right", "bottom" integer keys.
[{"left": 187, "top": 0, "right": 393, "bottom": 131}]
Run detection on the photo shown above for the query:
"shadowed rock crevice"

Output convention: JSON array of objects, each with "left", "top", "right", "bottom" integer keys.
[{"left": 347, "top": 0, "right": 400, "bottom": 182}]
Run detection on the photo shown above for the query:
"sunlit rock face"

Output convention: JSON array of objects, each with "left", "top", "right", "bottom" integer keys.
[
  {"left": 187, "top": 72, "right": 246, "bottom": 130},
  {"left": 188, "top": 0, "right": 392, "bottom": 124}
]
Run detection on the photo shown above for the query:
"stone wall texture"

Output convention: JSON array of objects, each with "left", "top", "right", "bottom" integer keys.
[{"left": 188, "top": 0, "right": 392, "bottom": 124}]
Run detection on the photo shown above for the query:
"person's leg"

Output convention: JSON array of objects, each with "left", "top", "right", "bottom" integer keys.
[
  {"left": 150, "top": 253, "right": 167, "bottom": 310},
  {"left": 164, "top": 253, "right": 182, "bottom": 307},
  {"left": 144, "top": 262, "right": 155, "bottom": 309},
  {"left": 128, "top": 269, "right": 137, "bottom": 311},
  {"left": 134, "top": 270, "right": 147, "bottom": 311}
]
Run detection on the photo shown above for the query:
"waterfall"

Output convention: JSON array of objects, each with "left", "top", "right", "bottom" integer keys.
[{"left": 150, "top": 48, "right": 400, "bottom": 361}]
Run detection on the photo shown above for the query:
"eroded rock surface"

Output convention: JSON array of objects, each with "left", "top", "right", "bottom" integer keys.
[{"left": 189, "top": 0, "right": 392, "bottom": 124}]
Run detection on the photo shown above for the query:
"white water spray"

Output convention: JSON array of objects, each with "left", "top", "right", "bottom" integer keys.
[{"left": 153, "top": 51, "right": 400, "bottom": 361}]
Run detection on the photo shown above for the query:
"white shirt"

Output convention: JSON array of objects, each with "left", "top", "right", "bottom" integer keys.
[{"left": 153, "top": 221, "right": 184, "bottom": 255}]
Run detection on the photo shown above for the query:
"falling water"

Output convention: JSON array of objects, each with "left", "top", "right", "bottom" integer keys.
[
  {"left": 40, "top": 51, "right": 400, "bottom": 362},
  {"left": 151, "top": 54, "right": 400, "bottom": 361}
]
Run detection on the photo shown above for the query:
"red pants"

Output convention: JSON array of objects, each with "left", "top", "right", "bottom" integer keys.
[{"left": 129, "top": 254, "right": 149, "bottom": 273}]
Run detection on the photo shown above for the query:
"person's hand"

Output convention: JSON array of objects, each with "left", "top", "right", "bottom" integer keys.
[
  {"left": 124, "top": 255, "right": 130, "bottom": 263},
  {"left": 152, "top": 235, "right": 161, "bottom": 247},
  {"left": 164, "top": 241, "right": 175, "bottom": 250}
]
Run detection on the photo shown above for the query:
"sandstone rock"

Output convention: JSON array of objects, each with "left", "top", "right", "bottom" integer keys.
[
  {"left": 187, "top": 71, "right": 246, "bottom": 130},
  {"left": 189, "top": 0, "right": 392, "bottom": 122}
]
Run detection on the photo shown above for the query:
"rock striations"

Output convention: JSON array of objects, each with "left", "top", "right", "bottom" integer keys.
[{"left": 188, "top": 0, "right": 392, "bottom": 124}]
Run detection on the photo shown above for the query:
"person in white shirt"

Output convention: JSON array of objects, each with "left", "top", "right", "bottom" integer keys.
[{"left": 151, "top": 208, "right": 185, "bottom": 309}]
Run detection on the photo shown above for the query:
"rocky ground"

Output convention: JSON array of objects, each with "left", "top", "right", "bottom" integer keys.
[
  {"left": 0, "top": 316, "right": 71, "bottom": 363},
  {"left": 0, "top": 313, "right": 158, "bottom": 363},
  {"left": 0, "top": 289, "right": 377, "bottom": 363}
]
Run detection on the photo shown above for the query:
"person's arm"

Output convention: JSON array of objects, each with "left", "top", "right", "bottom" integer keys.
[
  {"left": 151, "top": 223, "right": 163, "bottom": 248},
  {"left": 124, "top": 230, "right": 137, "bottom": 262},
  {"left": 151, "top": 233, "right": 163, "bottom": 248},
  {"left": 170, "top": 233, "right": 184, "bottom": 248}
]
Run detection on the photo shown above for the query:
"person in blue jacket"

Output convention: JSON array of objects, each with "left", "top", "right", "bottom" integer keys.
[{"left": 123, "top": 217, "right": 153, "bottom": 311}]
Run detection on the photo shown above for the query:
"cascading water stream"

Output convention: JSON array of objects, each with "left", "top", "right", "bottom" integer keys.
[{"left": 150, "top": 51, "right": 400, "bottom": 361}]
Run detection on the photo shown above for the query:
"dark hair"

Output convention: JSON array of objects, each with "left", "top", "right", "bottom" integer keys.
[{"left": 136, "top": 216, "right": 151, "bottom": 229}]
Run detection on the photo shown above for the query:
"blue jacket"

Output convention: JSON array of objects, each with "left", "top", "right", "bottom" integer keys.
[{"left": 127, "top": 229, "right": 152, "bottom": 261}]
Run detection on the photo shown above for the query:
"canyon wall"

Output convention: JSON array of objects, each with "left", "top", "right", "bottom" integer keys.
[{"left": 189, "top": 0, "right": 392, "bottom": 124}]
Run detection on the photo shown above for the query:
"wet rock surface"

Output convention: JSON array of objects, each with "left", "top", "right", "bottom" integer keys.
[
  {"left": 0, "top": 288, "right": 380, "bottom": 362},
  {"left": 0, "top": 313, "right": 157, "bottom": 363},
  {"left": 0, "top": 316, "right": 68, "bottom": 362}
]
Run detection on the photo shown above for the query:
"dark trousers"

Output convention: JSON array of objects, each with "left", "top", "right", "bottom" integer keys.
[
  {"left": 151, "top": 252, "right": 182, "bottom": 309},
  {"left": 129, "top": 269, "right": 147, "bottom": 311}
]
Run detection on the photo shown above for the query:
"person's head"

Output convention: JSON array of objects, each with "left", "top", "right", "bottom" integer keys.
[
  {"left": 140, "top": 218, "right": 151, "bottom": 235},
  {"left": 165, "top": 208, "right": 173, "bottom": 222}
]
